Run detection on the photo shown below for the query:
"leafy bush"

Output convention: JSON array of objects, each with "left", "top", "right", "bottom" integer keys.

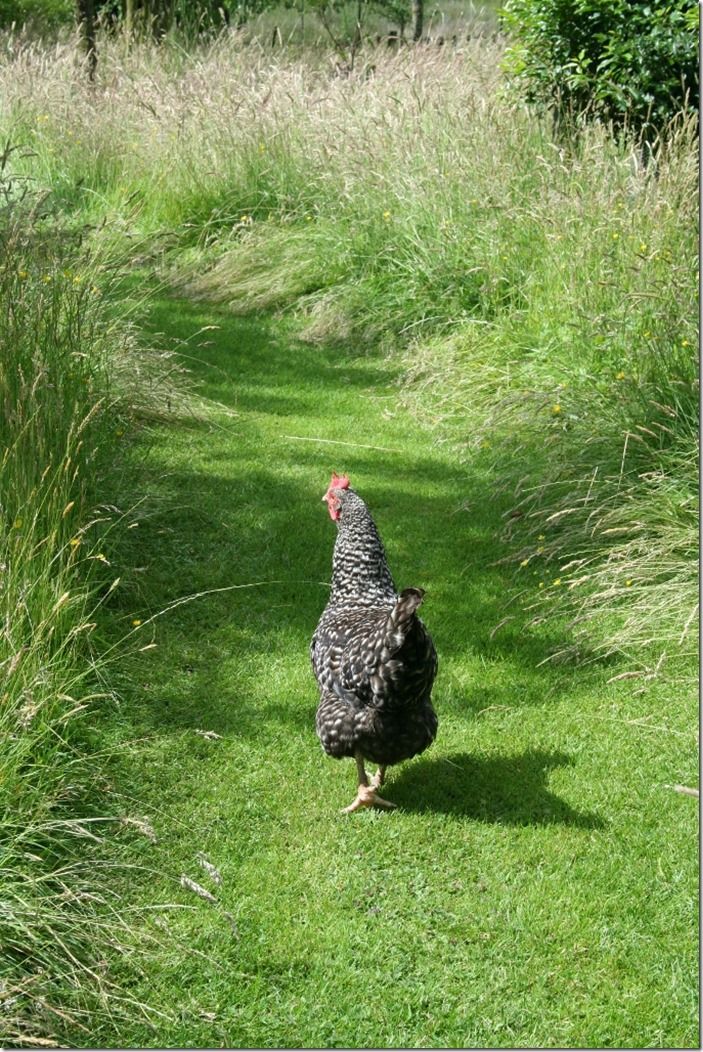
[
  {"left": 501, "top": 0, "right": 699, "bottom": 136},
  {"left": 0, "top": 0, "right": 73, "bottom": 30}
]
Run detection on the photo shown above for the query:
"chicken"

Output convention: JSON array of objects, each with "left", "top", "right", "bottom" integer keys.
[{"left": 311, "top": 473, "right": 438, "bottom": 812}]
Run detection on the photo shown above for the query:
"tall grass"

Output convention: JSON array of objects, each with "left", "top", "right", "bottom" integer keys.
[
  {"left": 399, "top": 116, "right": 699, "bottom": 678},
  {"left": 1, "top": 30, "right": 696, "bottom": 685},
  {"left": 0, "top": 156, "right": 176, "bottom": 1043}
]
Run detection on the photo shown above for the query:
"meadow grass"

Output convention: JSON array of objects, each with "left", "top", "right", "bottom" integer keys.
[
  {"left": 3, "top": 31, "right": 694, "bottom": 677},
  {"left": 90, "top": 294, "right": 697, "bottom": 1048}
]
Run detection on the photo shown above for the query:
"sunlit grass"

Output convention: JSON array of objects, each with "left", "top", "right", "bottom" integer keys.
[{"left": 91, "top": 296, "right": 698, "bottom": 1049}]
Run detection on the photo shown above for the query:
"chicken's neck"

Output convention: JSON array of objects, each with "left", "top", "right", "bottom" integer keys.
[{"left": 329, "top": 496, "right": 396, "bottom": 608}]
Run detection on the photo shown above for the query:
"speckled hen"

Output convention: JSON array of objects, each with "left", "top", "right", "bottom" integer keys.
[{"left": 311, "top": 474, "right": 438, "bottom": 812}]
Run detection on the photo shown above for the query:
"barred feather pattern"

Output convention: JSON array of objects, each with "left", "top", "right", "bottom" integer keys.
[{"left": 311, "top": 487, "right": 438, "bottom": 767}]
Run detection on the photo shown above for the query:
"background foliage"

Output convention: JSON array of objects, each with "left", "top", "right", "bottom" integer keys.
[
  {"left": 501, "top": 0, "right": 699, "bottom": 135},
  {"left": 0, "top": 0, "right": 71, "bottom": 28}
]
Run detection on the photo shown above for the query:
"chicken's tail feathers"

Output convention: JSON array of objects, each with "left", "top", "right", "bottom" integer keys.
[
  {"left": 397, "top": 586, "right": 426, "bottom": 613},
  {"left": 384, "top": 587, "right": 426, "bottom": 651}
]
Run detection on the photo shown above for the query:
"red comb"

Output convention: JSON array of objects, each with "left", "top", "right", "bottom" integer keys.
[{"left": 329, "top": 473, "right": 350, "bottom": 490}]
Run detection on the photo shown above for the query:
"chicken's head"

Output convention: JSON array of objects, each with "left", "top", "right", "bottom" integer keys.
[{"left": 322, "top": 473, "right": 350, "bottom": 521}]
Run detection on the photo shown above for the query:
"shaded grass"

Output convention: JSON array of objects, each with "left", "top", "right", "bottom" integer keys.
[{"left": 92, "top": 295, "right": 698, "bottom": 1049}]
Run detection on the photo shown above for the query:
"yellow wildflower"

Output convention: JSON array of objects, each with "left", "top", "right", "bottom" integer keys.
[
  {"left": 611, "top": 232, "right": 619, "bottom": 240},
  {"left": 615, "top": 370, "right": 626, "bottom": 380},
  {"left": 625, "top": 579, "right": 633, "bottom": 587},
  {"left": 69, "top": 538, "right": 81, "bottom": 548},
  {"left": 553, "top": 578, "right": 562, "bottom": 586},
  {"left": 18, "top": 269, "right": 28, "bottom": 279},
  {"left": 132, "top": 619, "right": 142, "bottom": 627},
  {"left": 520, "top": 558, "right": 529, "bottom": 567},
  {"left": 382, "top": 210, "right": 391, "bottom": 221},
  {"left": 552, "top": 404, "right": 562, "bottom": 415}
]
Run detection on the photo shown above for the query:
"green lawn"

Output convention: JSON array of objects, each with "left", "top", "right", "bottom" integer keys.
[{"left": 97, "top": 295, "right": 698, "bottom": 1048}]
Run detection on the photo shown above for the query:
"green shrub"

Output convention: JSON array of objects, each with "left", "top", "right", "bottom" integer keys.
[
  {"left": 501, "top": 0, "right": 699, "bottom": 136},
  {"left": 0, "top": 0, "right": 73, "bottom": 30}
]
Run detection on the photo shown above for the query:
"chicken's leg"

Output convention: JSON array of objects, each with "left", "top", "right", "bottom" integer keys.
[
  {"left": 342, "top": 754, "right": 397, "bottom": 813},
  {"left": 370, "top": 766, "right": 386, "bottom": 789}
]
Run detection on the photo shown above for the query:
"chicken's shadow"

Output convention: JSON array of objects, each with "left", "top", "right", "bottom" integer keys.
[{"left": 388, "top": 749, "right": 604, "bottom": 828}]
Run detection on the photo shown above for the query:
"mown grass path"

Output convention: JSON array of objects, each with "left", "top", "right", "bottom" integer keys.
[{"left": 100, "top": 295, "right": 697, "bottom": 1049}]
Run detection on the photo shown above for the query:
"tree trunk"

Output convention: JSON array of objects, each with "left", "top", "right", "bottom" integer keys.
[
  {"left": 124, "top": 0, "right": 134, "bottom": 42},
  {"left": 411, "top": 0, "right": 423, "bottom": 42},
  {"left": 76, "top": 0, "right": 97, "bottom": 80}
]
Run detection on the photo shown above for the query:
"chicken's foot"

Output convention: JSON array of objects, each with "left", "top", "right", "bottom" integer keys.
[{"left": 342, "top": 755, "right": 396, "bottom": 813}]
